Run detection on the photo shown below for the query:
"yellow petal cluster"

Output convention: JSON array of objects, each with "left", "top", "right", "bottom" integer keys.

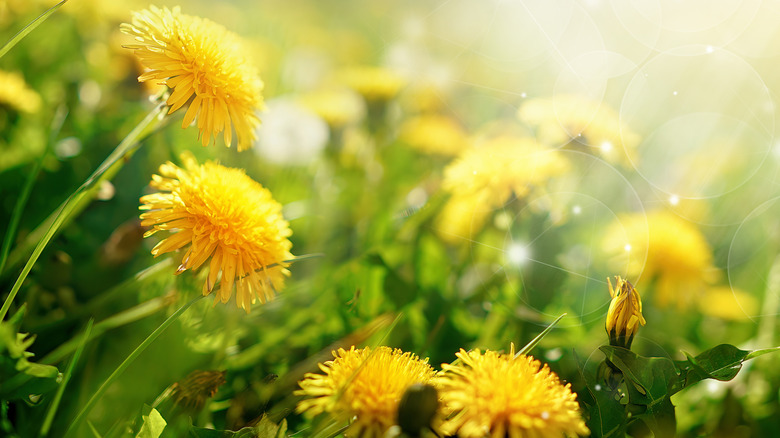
[
  {"left": 603, "top": 210, "right": 716, "bottom": 309},
  {"left": 121, "top": 6, "right": 264, "bottom": 151},
  {"left": 296, "top": 346, "right": 438, "bottom": 438},
  {"left": 605, "top": 276, "right": 646, "bottom": 348},
  {"left": 518, "top": 95, "right": 640, "bottom": 166},
  {"left": 399, "top": 114, "right": 469, "bottom": 156},
  {"left": 0, "top": 70, "right": 41, "bottom": 114},
  {"left": 139, "top": 153, "right": 293, "bottom": 312},
  {"left": 339, "top": 66, "right": 406, "bottom": 102},
  {"left": 435, "top": 347, "right": 589, "bottom": 438},
  {"left": 437, "top": 136, "right": 568, "bottom": 243}
]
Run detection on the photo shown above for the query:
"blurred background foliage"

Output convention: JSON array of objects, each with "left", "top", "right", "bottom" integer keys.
[{"left": 1, "top": 0, "right": 780, "bottom": 437}]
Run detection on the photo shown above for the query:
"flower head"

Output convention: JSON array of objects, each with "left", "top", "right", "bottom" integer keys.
[
  {"left": 339, "top": 66, "right": 406, "bottom": 102},
  {"left": 0, "top": 70, "right": 41, "bottom": 114},
  {"left": 139, "top": 153, "right": 293, "bottom": 312},
  {"left": 605, "top": 276, "right": 646, "bottom": 349},
  {"left": 399, "top": 114, "right": 469, "bottom": 156},
  {"left": 603, "top": 210, "right": 716, "bottom": 309},
  {"left": 296, "top": 346, "right": 438, "bottom": 438},
  {"left": 121, "top": 6, "right": 264, "bottom": 151},
  {"left": 435, "top": 347, "right": 589, "bottom": 438},
  {"left": 437, "top": 136, "right": 568, "bottom": 243},
  {"left": 518, "top": 95, "right": 640, "bottom": 166}
]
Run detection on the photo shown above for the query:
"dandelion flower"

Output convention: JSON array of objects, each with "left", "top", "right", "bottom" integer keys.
[
  {"left": 296, "top": 346, "right": 438, "bottom": 438},
  {"left": 399, "top": 114, "right": 469, "bottom": 156},
  {"left": 603, "top": 210, "right": 716, "bottom": 309},
  {"left": 435, "top": 347, "right": 589, "bottom": 438},
  {"left": 0, "top": 70, "right": 41, "bottom": 114},
  {"left": 298, "top": 88, "right": 366, "bottom": 128},
  {"left": 605, "top": 276, "right": 646, "bottom": 349},
  {"left": 139, "top": 153, "right": 293, "bottom": 312},
  {"left": 518, "top": 95, "right": 640, "bottom": 166},
  {"left": 437, "top": 136, "right": 568, "bottom": 243},
  {"left": 121, "top": 6, "right": 264, "bottom": 151},
  {"left": 339, "top": 66, "right": 406, "bottom": 102}
]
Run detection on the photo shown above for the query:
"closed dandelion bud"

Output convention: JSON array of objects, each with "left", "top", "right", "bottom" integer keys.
[
  {"left": 605, "top": 276, "right": 646, "bottom": 349},
  {"left": 396, "top": 383, "right": 439, "bottom": 437},
  {"left": 171, "top": 370, "right": 227, "bottom": 412}
]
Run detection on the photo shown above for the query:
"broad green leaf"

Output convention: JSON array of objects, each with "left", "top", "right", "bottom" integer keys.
[
  {"left": 630, "top": 396, "right": 676, "bottom": 438},
  {"left": 674, "top": 344, "right": 780, "bottom": 394},
  {"left": 575, "top": 353, "right": 627, "bottom": 438},
  {"left": 599, "top": 346, "right": 679, "bottom": 406},
  {"left": 136, "top": 405, "right": 166, "bottom": 438}
]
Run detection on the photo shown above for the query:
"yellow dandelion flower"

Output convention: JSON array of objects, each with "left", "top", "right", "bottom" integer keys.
[
  {"left": 399, "top": 114, "right": 469, "bottom": 156},
  {"left": 0, "top": 70, "right": 41, "bottom": 114},
  {"left": 603, "top": 211, "right": 717, "bottom": 309},
  {"left": 296, "top": 346, "right": 438, "bottom": 438},
  {"left": 518, "top": 95, "right": 640, "bottom": 166},
  {"left": 437, "top": 136, "right": 568, "bottom": 243},
  {"left": 121, "top": 6, "right": 264, "bottom": 151},
  {"left": 339, "top": 66, "right": 406, "bottom": 102},
  {"left": 139, "top": 153, "right": 293, "bottom": 312},
  {"left": 605, "top": 276, "right": 646, "bottom": 349},
  {"left": 435, "top": 347, "right": 589, "bottom": 438},
  {"left": 697, "top": 286, "right": 758, "bottom": 321},
  {"left": 298, "top": 88, "right": 366, "bottom": 128}
]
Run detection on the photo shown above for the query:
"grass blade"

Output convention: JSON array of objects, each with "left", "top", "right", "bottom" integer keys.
[
  {"left": 0, "top": 106, "right": 67, "bottom": 276},
  {"left": 0, "top": 102, "right": 166, "bottom": 321},
  {"left": 514, "top": 313, "right": 567, "bottom": 359},
  {"left": 0, "top": 0, "right": 69, "bottom": 59},
  {"left": 39, "top": 319, "right": 94, "bottom": 437}
]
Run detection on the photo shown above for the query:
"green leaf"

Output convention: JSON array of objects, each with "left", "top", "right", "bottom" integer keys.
[
  {"left": 135, "top": 405, "right": 166, "bottom": 438},
  {"left": 575, "top": 353, "right": 627, "bottom": 438},
  {"left": 673, "top": 344, "right": 780, "bottom": 394},
  {"left": 599, "top": 346, "right": 679, "bottom": 406},
  {"left": 629, "top": 396, "right": 676, "bottom": 438}
]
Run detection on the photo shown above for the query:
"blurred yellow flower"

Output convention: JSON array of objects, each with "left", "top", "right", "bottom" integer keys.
[
  {"left": 604, "top": 211, "right": 717, "bottom": 309},
  {"left": 296, "top": 346, "right": 438, "bottom": 438},
  {"left": 435, "top": 347, "right": 589, "bottom": 438},
  {"left": 698, "top": 287, "right": 758, "bottom": 320},
  {"left": 139, "top": 153, "right": 293, "bottom": 312},
  {"left": 298, "top": 88, "right": 366, "bottom": 128},
  {"left": 518, "top": 95, "right": 640, "bottom": 166},
  {"left": 0, "top": 70, "right": 41, "bottom": 114},
  {"left": 605, "top": 276, "right": 646, "bottom": 349},
  {"left": 339, "top": 66, "right": 406, "bottom": 102},
  {"left": 399, "top": 114, "right": 469, "bottom": 156},
  {"left": 122, "top": 6, "right": 264, "bottom": 151},
  {"left": 437, "top": 137, "right": 568, "bottom": 243}
]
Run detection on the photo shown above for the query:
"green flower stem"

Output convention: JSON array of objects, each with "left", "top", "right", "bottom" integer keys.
[
  {"left": 0, "top": 102, "right": 166, "bottom": 321},
  {"left": 64, "top": 294, "right": 205, "bottom": 438}
]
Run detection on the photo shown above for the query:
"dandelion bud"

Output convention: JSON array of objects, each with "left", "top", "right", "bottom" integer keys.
[
  {"left": 396, "top": 383, "right": 439, "bottom": 437},
  {"left": 171, "top": 370, "right": 227, "bottom": 412},
  {"left": 605, "top": 276, "right": 646, "bottom": 349}
]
